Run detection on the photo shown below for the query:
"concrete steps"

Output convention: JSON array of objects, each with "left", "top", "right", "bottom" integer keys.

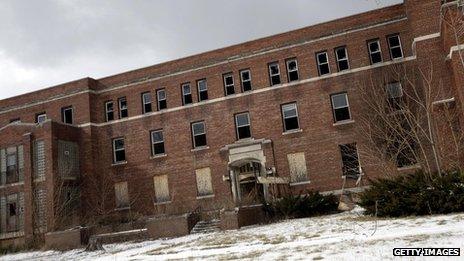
[{"left": 190, "top": 219, "right": 221, "bottom": 234}]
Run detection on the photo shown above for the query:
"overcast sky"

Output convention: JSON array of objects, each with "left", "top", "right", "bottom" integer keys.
[{"left": 0, "top": 0, "right": 402, "bottom": 100}]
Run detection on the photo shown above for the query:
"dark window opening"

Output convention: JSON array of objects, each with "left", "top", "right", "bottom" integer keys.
[
  {"left": 331, "top": 93, "right": 351, "bottom": 122},
  {"left": 142, "top": 92, "right": 152, "bottom": 114},
  {"left": 157, "top": 89, "right": 167, "bottom": 110},
  {"left": 113, "top": 138, "right": 126, "bottom": 163},
  {"left": 182, "top": 84, "right": 193, "bottom": 105},
  {"left": 340, "top": 143, "right": 360, "bottom": 178},
  {"left": 335, "top": 47, "right": 350, "bottom": 71},
  {"left": 36, "top": 113, "right": 47, "bottom": 124},
  {"left": 368, "top": 40, "right": 382, "bottom": 64},
  {"left": 118, "top": 97, "right": 128, "bottom": 118},
  {"left": 105, "top": 101, "right": 114, "bottom": 122},
  {"left": 316, "top": 52, "right": 330, "bottom": 76},
  {"left": 235, "top": 113, "right": 251, "bottom": 140},
  {"left": 286, "top": 59, "right": 299, "bottom": 82},
  {"left": 282, "top": 103, "right": 300, "bottom": 132},
  {"left": 197, "top": 79, "right": 208, "bottom": 101},
  {"left": 151, "top": 130, "right": 165, "bottom": 155},
  {"left": 388, "top": 35, "right": 403, "bottom": 59},
  {"left": 223, "top": 74, "right": 235, "bottom": 96},
  {"left": 191, "top": 122, "right": 207, "bottom": 148},
  {"left": 269, "top": 63, "right": 281, "bottom": 86},
  {"left": 240, "top": 70, "right": 252, "bottom": 92},
  {"left": 62, "top": 106, "right": 73, "bottom": 124}
]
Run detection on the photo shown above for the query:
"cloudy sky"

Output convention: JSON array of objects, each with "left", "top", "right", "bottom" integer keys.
[{"left": 0, "top": 0, "right": 402, "bottom": 100}]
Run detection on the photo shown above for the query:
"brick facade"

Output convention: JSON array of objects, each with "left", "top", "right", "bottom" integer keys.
[{"left": 0, "top": 0, "right": 462, "bottom": 247}]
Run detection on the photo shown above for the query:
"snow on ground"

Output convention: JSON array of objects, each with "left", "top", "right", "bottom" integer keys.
[{"left": 2, "top": 207, "right": 464, "bottom": 261}]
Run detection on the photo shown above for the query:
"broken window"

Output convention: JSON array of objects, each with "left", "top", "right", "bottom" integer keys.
[
  {"left": 268, "top": 62, "right": 281, "bottom": 86},
  {"left": 182, "top": 83, "right": 193, "bottom": 105},
  {"left": 387, "top": 34, "right": 403, "bottom": 59},
  {"left": 105, "top": 101, "right": 114, "bottom": 122},
  {"left": 112, "top": 137, "right": 126, "bottom": 163},
  {"left": 331, "top": 93, "right": 351, "bottom": 123},
  {"left": 240, "top": 69, "right": 252, "bottom": 92},
  {"left": 36, "top": 113, "right": 47, "bottom": 124},
  {"left": 156, "top": 89, "right": 167, "bottom": 110},
  {"left": 235, "top": 112, "right": 251, "bottom": 140},
  {"left": 118, "top": 97, "right": 128, "bottom": 118},
  {"left": 281, "top": 103, "right": 300, "bottom": 132},
  {"left": 316, "top": 51, "right": 330, "bottom": 76},
  {"left": 368, "top": 39, "right": 383, "bottom": 64},
  {"left": 335, "top": 46, "right": 350, "bottom": 72},
  {"left": 191, "top": 121, "right": 207, "bottom": 148},
  {"left": 339, "top": 143, "right": 360, "bottom": 178},
  {"left": 61, "top": 106, "right": 74, "bottom": 124},
  {"left": 141, "top": 92, "right": 152, "bottom": 114},
  {"left": 286, "top": 59, "right": 299, "bottom": 82},
  {"left": 223, "top": 73, "right": 235, "bottom": 96},
  {"left": 197, "top": 79, "right": 208, "bottom": 101},
  {"left": 195, "top": 167, "right": 213, "bottom": 197},
  {"left": 151, "top": 130, "right": 165, "bottom": 156},
  {"left": 114, "top": 181, "right": 129, "bottom": 209},
  {"left": 287, "top": 152, "right": 308, "bottom": 183},
  {"left": 153, "top": 175, "right": 170, "bottom": 203}
]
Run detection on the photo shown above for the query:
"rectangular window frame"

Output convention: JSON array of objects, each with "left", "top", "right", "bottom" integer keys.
[
  {"left": 61, "top": 106, "right": 74, "bottom": 125},
  {"left": 235, "top": 112, "right": 252, "bottom": 140},
  {"left": 141, "top": 92, "right": 152, "bottom": 114},
  {"left": 286, "top": 58, "right": 299, "bottom": 82},
  {"left": 36, "top": 113, "right": 47, "bottom": 124},
  {"left": 150, "top": 129, "right": 165, "bottom": 156},
  {"left": 316, "top": 51, "right": 331, "bottom": 76},
  {"left": 118, "top": 97, "right": 128, "bottom": 119},
  {"left": 191, "top": 121, "right": 207, "bottom": 148},
  {"left": 335, "top": 46, "right": 350, "bottom": 72},
  {"left": 367, "top": 39, "right": 383, "bottom": 64},
  {"left": 330, "top": 92, "right": 352, "bottom": 123},
  {"left": 223, "top": 73, "right": 235, "bottom": 96},
  {"left": 105, "top": 101, "right": 114, "bottom": 122},
  {"left": 156, "top": 89, "right": 167, "bottom": 110},
  {"left": 387, "top": 34, "right": 403, "bottom": 60},
  {"left": 112, "top": 137, "right": 126, "bottom": 164},
  {"left": 181, "top": 83, "right": 193, "bottom": 105},
  {"left": 339, "top": 143, "right": 361, "bottom": 179},
  {"left": 281, "top": 102, "right": 300, "bottom": 132},
  {"left": 240, "top": 69, "right": 252, "bottom": 92},
  {"left": 268, "top": 62, "right": 281, "bottom": 86},
  {"left": 197, "top": 79, "right": 208, "bottom": 102}
]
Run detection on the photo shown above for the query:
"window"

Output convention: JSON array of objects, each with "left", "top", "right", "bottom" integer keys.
[
  {"left": 368, "top": 39, "right": 383, "bottom": 64},
  {"left": 156, "top": 89, "right": 167, "bottom": 110},
  {"left": 268, "top": 62, "right": 281, "bottom": 86},
  {"left": 316, "top": 51, "right": 330, "bottom": 76},
  {"left": 118, "top": 97, "right": 128, "bottom": 118},
  {"left": 61, "top": 106, "right": 73, "bottom": 124},
  {"left": 151, "top": 130, "right": 165, "bottom": 156},
  {"left": 112, "top": 138, "right": 126, "bottom": 163},
  {"left": 235, "top": 112, "right": 251, "bottom": 140},
  {"left": 386, "top": 82, "right": 403, "bottom": 110},
  {"left": 331, "top": 93, "right": 351, "bottom": 122},
  {"left": 36, "top": 113, "right": 47, "bottom": 124},
  {"left": 182, "top": 83, "right": 193, "bottom": 105},
  {"left": 287, "top": 152, "right": 308, "bottom": 183},
  {"left": 196, "top": 167, "right": 213, "bottom": 197},
  {"left": 197, "top": 79, "right": 208, "bottom": 101},
  {"left": 6, "top": 194, "right": 19, "bottom": 232},
  {"left": 153, "top": 175, "right": 170, "bottom": 203},
  {"left": 114, "top": 181, "right": 129, "bottom": 209},
  {"left": 141, "top": 92, "right": 152, "bottom": 114},
  {"left": 9, "top": 118, "right": 20, "bottom": 124},
  {"left": 387, "top": 34, "right": 403, "bottom": 59},
  {"left": 6, "top": 150, "right": 17, "bottom": 184},
  {"left": 286, "top": 59, "right": 299, "bottom": 82},
  {"left": 335, "top": 47, "right": 350, "bottom": 71},
  {"left": 223, "top": 73, "right": 235, "bottom": 96},
  {"left": 191, "top": 121, "right": 207, "bottom": 148},
  {"left": 105, "top": 101, "right": 114, "bottom": 122},
  {"left": 240, "top": 69, "right": 252, "bottom": 92},
  {"left": 281, "top": 103, "right": 300, "bottom": 132},
  {"left": 339, "top": 143, "right": 360, "bottom": 178}
]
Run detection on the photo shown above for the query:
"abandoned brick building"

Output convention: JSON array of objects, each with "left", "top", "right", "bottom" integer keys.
[{"left": 0, "top": 0, "right": 463, "bottom": 248}]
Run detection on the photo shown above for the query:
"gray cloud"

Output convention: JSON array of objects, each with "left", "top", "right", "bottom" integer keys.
[{"left": 0, "top": 0, "right": 402, "bottom": 99}]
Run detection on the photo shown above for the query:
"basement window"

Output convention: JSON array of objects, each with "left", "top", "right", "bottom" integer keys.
[
  {"left": 191, "top": 121, "right": 207, "bottom": 148},
  {"left": 223, "top": 73, "right": 235, "bottom": 96},
  {"left": 105, "top": 101, "right": 114, "bottom": 122},
  {"left": 286, "top": 58, "right": 299, "bottom": 82},
  {"left": 151, "top": 130, "right": 165, "bottom": 156},
  {"left": 118, "top": 97, "right": 128, "bottom": 118},
  {"left": 268, "top": 62, "right": 281, "bottom": 86},
  {"left": 157, "top": 89, "right": 167, "bottom": 110},
  {"left": 339, "top": 143, "right": 360, "bottom": 178},
  {"left": 281, "top": 103, "right": 300, "bottom": 132},
  {"left": 197, "top": 79, "right": 208, "bottom": 102},
  {"left": 61, "top": 106, "right": 74, "bottom": 124},
  {"left": 331, "top": 93, "right": 352, "bottom": 123},
  {"left": 235, "top": 112, "right": 251, "bottom": 140},
  {"left": 240, "top": 69, "right": 252, "bottom": 92},
  {"left": 335, "top": 46, "right": 350, "bottom": 72},
  {"left": 316, "top": 51, "right": 330, "bottom": 76},
  {"left": 112, "top": 137, "right": 126, "bottom": 163},
  {"left": 387, "top": 34, "right": 403, "bottom": 59},
  {"left": 368, "top": 39, "right": 383, "bottom": 64},
  {"left": 182, "top": 83, "right": 193, "bottom": 105},
  {"left": 141, "top": 92, "right": 152, "bottom": 114}
]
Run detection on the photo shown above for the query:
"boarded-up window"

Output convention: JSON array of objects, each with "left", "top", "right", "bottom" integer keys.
[
  {"left": 153, "top": 175, "right": 170, "bottom": 203},
  {"left": 34, "top": 140, "right": 46, "bottom": 180},
  {"left": 114, "top": 182, "right": 129, "bottom": 209},
  {"left": 287, "top": 152, "right": 308, "bottom": 183},
  {"left": 58, "top": 140, "right": 79, "bottom": 179},
  {"left": 33, "top": 189, "right": 47, "bottom": 230},
  {"left": 195, "top": 168, "right": 213, "bottom": 197}
]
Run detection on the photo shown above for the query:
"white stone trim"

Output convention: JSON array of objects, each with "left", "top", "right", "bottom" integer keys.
[
  {"left": 432, "top": 97, "right": 455, "bottom": 105},
  {"left": 447, "top": 44, "right": 464, "bottom": 60}
]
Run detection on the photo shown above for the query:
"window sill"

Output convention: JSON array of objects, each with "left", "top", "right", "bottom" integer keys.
[
  {"left": 114, "top": 207, "right": 130, "bottom": 211},
  {"left": 151, "top": 153, "right": 167, "bottom": 159},
  {"left": 0, "top": 181, "right": 24, "bottom": 189},
  {"left": 397, "top": 164, "right": 421, "bottom": 171},
  {"left": 191, "top": 146, "right": 209, "bottom": 152},
  {"left": 333, "top": 119, "right": 355, "bottom": 126},
  {"left": 289, "top": 180, "right": 311, "bottom": 186},
  {"left": 282, "top": 129, "right": 303, "bottom": 135},
  {"left": 154, "top": 200, "right": 172, "bottom": 206},
  {"left": 111, "top": 161, "right": 128, "bottom": 167},
  {"left": 197, "top": 194, "right": 215, "bottom": 200}
]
